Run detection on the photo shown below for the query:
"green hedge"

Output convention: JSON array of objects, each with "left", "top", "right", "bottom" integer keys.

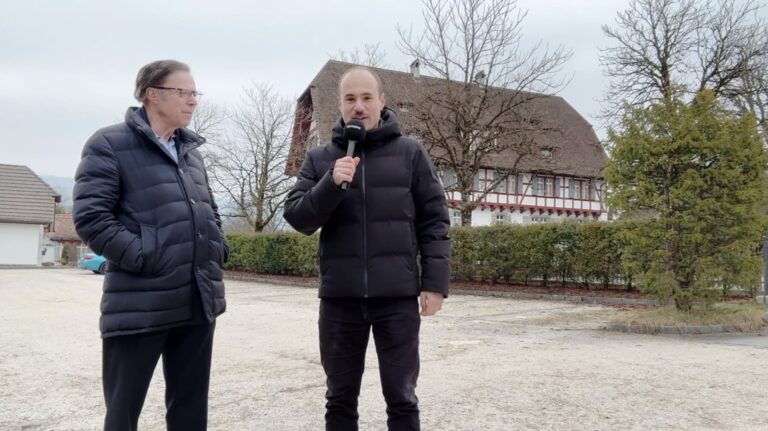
[
  {"left": 226, "top": 232, "right": 318, "bottom": 277},
  {"left": 449, "top": 222, "right": 631, "bottom": 289},
  {"left": 225, "top": 220, "right": 757, "bottom": 292}
]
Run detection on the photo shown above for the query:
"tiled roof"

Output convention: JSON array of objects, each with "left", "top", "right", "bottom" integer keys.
[
  {"left": 289, "top": 60, "right": 606, "bottom": 178},
  {"left": 0, "top": 164, "right": 60, "bottom": 225}
]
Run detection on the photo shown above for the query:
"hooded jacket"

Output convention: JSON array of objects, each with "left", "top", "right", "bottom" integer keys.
[
  {"left": 73, "top": 107, "right": 227, "bottom": 338},
  {"left": 284, "top": 108, "right": 451, "bottom": 298}
]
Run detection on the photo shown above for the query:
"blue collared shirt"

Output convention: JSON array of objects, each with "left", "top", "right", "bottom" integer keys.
[{"left": 154, "top": 132, "right": 178, "bottom": 163}]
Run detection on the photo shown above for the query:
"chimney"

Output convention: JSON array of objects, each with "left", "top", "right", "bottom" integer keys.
[
  {"left": 474, "top": 70, "right": 487, "bottom": 86},
  {"left": 410, "top": 59, "right": 421, "bottom": 79}
]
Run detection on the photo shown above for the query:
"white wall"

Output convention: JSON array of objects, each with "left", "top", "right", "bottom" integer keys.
[
  {"left": 0, "top": 223, "right": 43, "bottom": 265},
  {"left": 449, "top": 208, "right": 608, "bottom": 227},
  {"left": 472, "top": 210, "right": 493, "bottom": 226}
]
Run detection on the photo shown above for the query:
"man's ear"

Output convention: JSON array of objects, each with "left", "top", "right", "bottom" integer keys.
[
  {"left": 380, "top": 92, "right": 386, "bottom": 105},
  {"left": 147, "top": 87, "right": 159, "bottom": 105}
]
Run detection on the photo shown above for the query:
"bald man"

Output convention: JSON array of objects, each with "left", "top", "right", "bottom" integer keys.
[{"left": 284, "top": 66, "right": 451, "bottom": 431}]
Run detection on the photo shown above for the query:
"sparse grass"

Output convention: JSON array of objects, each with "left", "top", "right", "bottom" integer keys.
[{"left": 612, "top": 302, "right": 768, "bottom": 332}]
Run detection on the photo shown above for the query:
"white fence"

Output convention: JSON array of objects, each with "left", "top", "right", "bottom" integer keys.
[{"left": 40, "top": 243, "right": 91, "bottom": 265}]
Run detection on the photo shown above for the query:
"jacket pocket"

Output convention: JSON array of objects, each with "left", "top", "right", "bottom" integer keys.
[{"left": 139, "top": 224, "right": 158, "bottom": 274}]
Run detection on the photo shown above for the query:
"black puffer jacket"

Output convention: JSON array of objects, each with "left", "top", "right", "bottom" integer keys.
[
  {"left": 284, "top": 108, "right": 451, "bottom": 298},
  {"left": 73, "top": 107, "right": 227, "bottom": 338}
]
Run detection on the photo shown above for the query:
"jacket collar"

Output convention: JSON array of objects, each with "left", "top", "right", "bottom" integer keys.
[
  {"left": 125, "top": 106, "right": 205, "bottom": 162},
  {"left": 331, "top": 107, "right": 402, "bottom": 151}
]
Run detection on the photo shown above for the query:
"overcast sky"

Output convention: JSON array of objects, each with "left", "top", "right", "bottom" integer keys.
[{"left": 2, "top": 0, "right": 638, "bottom": 178}]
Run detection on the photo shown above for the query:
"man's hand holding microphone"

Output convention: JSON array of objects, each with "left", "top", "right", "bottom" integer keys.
[{"left": 333, "top": 119, "right": 366, "bottom": 190}]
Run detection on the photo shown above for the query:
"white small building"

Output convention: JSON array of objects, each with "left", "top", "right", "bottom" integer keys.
[{"left": 0, "top": 164, "right": 60, "bottom": 266}]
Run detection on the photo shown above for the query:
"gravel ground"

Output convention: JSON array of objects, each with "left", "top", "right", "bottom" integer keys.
[{"left": 1, "top": 268, "right": 766, "bottom": 430}]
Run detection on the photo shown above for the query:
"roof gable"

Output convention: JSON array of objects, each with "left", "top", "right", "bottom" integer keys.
[{"left": 0, "top": 164, "right": 60, "bottom": 225}]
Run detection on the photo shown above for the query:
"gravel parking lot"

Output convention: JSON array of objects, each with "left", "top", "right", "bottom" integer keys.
[{"left": 1, "top": 268, "right": 766, "bottom": 430}]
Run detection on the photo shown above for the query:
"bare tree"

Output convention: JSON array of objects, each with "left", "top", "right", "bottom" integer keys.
[
  {"left": 331, "top": 42, "right": 388, "bottom": 68},
  {"left": 396, "top": 0, "right": 572, "bottom": 225},
  {"left": 205, "top": 83, "right": 294, "bottom": 232},
  {"left": 600, "top": 0, "right": 768, "bottom": 122},
  {"left": 190, "top": 100, "right": 226, "bottom": 144},
  {"left": 734, "top": 56, "right": 768, "bottom": 135}
]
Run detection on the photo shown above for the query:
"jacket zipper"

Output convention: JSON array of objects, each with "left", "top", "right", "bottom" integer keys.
[
  {"left": 136, "top": 118, "right": 201, "bottom": 281},
  {"left": 362, "top": 149, "right": 368, "bottom": 298},
  {"left": 176, "top": 162, "right": 199, "bottom": 278},
  {"left": 154, "top": 129, "right": 200, "bottom": 277}
]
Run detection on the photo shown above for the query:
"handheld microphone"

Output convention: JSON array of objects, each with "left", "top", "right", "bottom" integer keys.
[{"left": 340, "top": 119, "right": 366, "bottom": 191}]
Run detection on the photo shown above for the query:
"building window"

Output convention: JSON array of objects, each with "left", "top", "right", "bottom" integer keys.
[
  {"left": 541, "top": 148, "right": 553, "bottom": 160},
  {"left": 531, "top": 177, "right": 544, "bottom": 196},
  {"left": 581, "top": 180, "right": 591, "bottom": 201},
  {"left": 491, "top": 211, "right": 511, "bottom": 225},
  {"left": 483, "top": 169, "right": 493, "bottom": 191},
  {"left": 569, "top": 178, "right": 583, "bottom": 199},
  {"left": 545, "top": 177, "right": 554, "bottom": 197},
  {"left": 450, "top": 209, "right": 462, "bottom": 226},
  {"left": 593, "top": 180, "right": 603, "bottom": 201},
  {"left": 397, "top": 102, "right": 413, "bottom": 113},
  {"left": 509, "top": 175, "right": 517, "bottom": 194},
  {"left": 529, "top": 215, "right": 551, "bottom": 224},
  {"left": 470, "top": 130, "right": 498, "bottom": 151},
  {"left": 565, "top": 179, "right": 593, "bottom": 200},
  {"left": 441, "top": 169, "right": 457, "bottom": 189},
  {"left": 494, "top": 180, "right": 506, "bottom": 193},
  {"left": 493, "top": 171, "right": 507, "bottom": 193}
]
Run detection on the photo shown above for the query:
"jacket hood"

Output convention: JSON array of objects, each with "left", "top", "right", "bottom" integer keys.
[{"left": 331, "top": 107, "right": 401, "bottom": 150}]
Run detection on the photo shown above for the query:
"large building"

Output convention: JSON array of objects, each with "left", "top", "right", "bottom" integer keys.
[
  {"left": 287, "top": 60, "right": 607, "bottom": 226},
  {"left": 0, "top": 164, "right": 60, "bottom": 265}
]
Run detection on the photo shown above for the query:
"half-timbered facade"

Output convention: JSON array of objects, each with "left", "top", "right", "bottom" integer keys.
[{"left": 445, "top": 169, "right": 605, "bottom": 225}]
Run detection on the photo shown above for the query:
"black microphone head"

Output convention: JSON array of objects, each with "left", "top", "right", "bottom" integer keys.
[{"left": 344, "top": 119, "right": 366, "bottom": 142}]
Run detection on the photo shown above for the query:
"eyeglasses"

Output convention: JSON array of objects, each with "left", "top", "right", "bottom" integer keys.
[{"left": 151, "top": 86, "right": 203, "bottom": 99}]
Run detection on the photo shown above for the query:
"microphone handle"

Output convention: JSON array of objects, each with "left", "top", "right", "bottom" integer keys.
[{"left": 340, "top": 140, "right": 356, "bottom": 191}]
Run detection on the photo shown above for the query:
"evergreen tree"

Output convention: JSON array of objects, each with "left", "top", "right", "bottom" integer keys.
[{"left": 605, "top": 91, "right": 766, "bottom": 310}]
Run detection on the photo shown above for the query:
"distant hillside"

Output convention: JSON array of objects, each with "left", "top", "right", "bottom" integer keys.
[{"left": 41, "top": 175, "right": 74, "bottom": 209}]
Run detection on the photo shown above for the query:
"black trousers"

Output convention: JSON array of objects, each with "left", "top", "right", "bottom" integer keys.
[
  {"left": 319, "top": 297, "right": 421, "bottom": 431},
  {"left": 102, "top": 322, "right": 216, "bottom": 431}
]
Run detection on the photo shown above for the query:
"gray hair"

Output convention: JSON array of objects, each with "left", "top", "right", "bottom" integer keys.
[{"left": 134, "top": 60, "right": 190, "bottom": 103}]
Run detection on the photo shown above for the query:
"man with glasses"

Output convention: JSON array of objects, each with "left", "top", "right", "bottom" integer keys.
[{"left": 73, "top": 59, "right": 227, "bottom": 431}]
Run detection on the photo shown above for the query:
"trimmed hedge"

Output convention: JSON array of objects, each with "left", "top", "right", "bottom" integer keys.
[
  {"left": 225, "top": 220, "right": 757, "bottom": 291},
  {"left": 449, "top": 222, "right": 631, "bottom": 289},
  {"left": 226, "top": 232, "right": 318, "bottom": 277}
]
